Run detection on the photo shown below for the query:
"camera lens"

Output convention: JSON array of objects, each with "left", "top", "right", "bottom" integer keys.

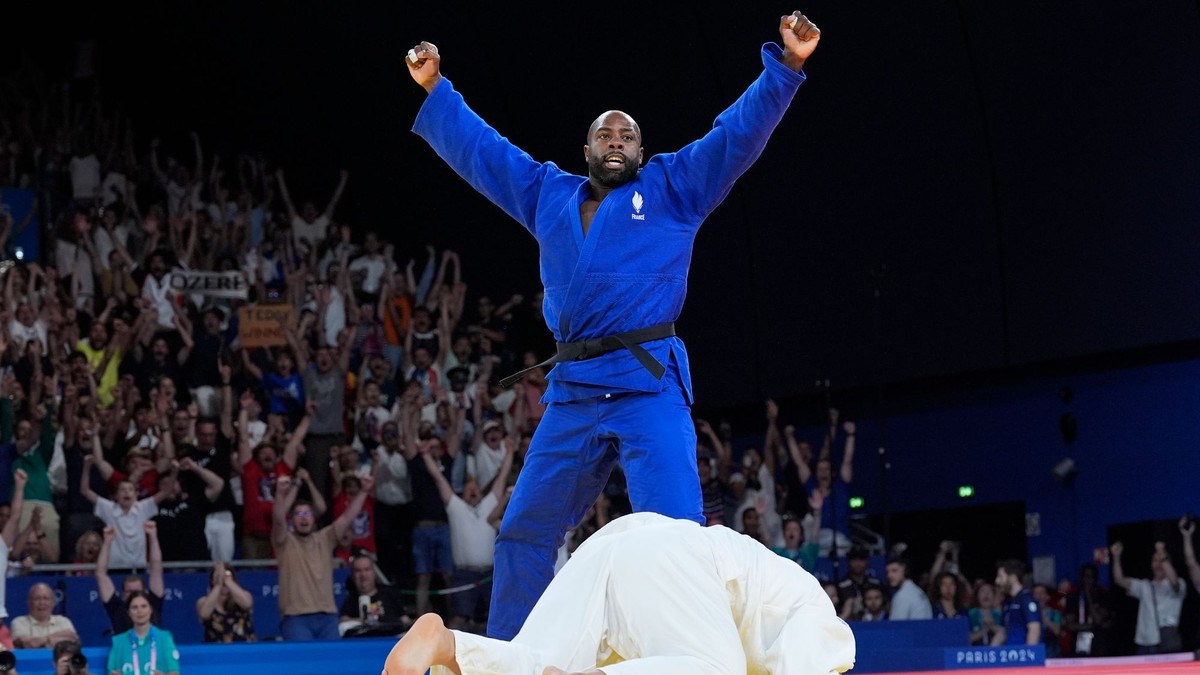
[{"left": 71, "top": 654, "right": 88, "bottom": 668}]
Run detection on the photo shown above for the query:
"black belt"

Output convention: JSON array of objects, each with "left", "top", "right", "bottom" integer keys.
[{"left": 498, "top": 322, "right": 676, "bottom": 388}]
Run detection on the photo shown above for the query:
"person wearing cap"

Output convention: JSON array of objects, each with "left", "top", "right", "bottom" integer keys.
[
  {"left": 420, "top": 437, "right": 514, "bottom": 631},
  {"left": 837, "top": 546, "right": 881, "bottom": 620},
  {"left": 467, "top": 419, "right": 506, "bottom": 492},
  {"left": 382, "top": 513, "right": 855, "bottom": 674}
]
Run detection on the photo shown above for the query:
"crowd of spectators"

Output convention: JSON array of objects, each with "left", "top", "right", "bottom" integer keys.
[
  {"left": 694, "top": 399, "right": 1200, "bottom": 657},
  {"left": 0, "top": 58, "right": 1195, "bottom": 665},
  {"left": 0, "top": 70, "right": 556, "bottom": 646}
]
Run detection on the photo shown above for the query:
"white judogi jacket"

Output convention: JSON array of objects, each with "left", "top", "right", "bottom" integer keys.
[{"left": 440, "top": 512, "right": 856, "bottom": 674}]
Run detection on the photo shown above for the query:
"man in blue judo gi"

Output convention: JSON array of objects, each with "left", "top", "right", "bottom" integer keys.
[{"left": 406, "top": 10, "right": 821, "bottom": 640}]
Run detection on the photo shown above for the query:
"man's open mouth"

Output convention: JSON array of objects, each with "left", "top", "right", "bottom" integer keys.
[{"left": 603, "top": 153, "right": 626, "bottom": 169}]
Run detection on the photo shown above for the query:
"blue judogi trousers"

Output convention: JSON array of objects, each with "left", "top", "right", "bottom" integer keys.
[{"left": 487, "top": 384, "right": 703, "bottom": 640}]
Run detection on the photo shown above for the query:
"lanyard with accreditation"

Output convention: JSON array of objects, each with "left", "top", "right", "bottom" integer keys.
[{"left": 129, "top": 628, "right": 156, "bottom": 675}]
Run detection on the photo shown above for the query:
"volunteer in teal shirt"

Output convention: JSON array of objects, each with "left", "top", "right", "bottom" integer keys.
[{"left": 107, "top": 591, "right": 179, "bottom": 675}]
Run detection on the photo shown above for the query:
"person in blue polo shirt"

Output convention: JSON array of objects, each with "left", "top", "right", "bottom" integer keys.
[{"left": 993, "top": 559, "right": 1041, "bottom": 646}]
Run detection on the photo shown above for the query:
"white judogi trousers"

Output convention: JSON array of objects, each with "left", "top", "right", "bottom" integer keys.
[{"left": 437, "top": 513, "right": 856, "bottom": 675}]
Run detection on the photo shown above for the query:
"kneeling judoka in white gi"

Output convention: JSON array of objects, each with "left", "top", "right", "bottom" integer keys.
[{"left": 383, "top": 513, "right": 856, "bottom": 675}]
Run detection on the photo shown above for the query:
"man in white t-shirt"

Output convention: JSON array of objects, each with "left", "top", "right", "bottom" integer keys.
[
  {"left": 348, "top": 231, "right": 391, "bottom": 296},
  {"left": 419, "top": 439, "right": 513, "bottom": 630},
  {"left": 1111, "top": 540, "right": 1187, "bottom": 654},
  {"left": 467, "top": 420, "right": 507, "bottom": 493},
  {"left": 68, "top": 149, "right": 101, "bottom": 202},
  {"left": 81, "top": 476, "right": 169, "bottom": 569},
  {"left": 7, "top": 302, "right": 47, "bottom": 357},
  {"left": 276, "top": 168, "right": 348, "bottom": 257},
  {"left": 141, "top": 250, "right": 177, "bottom": 330}
]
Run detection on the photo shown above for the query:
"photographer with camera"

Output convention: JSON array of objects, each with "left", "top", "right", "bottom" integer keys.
[{"left": 52, "top": 640, "right": 90, "bottom": 675}]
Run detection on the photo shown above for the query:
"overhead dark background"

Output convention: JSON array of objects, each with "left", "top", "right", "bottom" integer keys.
[{"left": 8, "top": 0, "right": 1200, "bottom": 413}]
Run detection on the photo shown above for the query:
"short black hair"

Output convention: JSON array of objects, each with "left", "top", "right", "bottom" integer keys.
[{"left": 997, "top": 559, "right": 1026, "bottom": 578}]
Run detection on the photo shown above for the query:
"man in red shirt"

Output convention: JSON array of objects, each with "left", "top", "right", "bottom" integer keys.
[{"left": 238, "top": 405, "right": 311, "bottom": 559}]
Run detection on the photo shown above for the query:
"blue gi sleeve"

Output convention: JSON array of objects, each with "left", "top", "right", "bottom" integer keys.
[
  {"left": 412, "top": 78, "right": 561, "bottom": 236},
  {"left": 656, "top": 43, "right": 806, "bottom": 224}
]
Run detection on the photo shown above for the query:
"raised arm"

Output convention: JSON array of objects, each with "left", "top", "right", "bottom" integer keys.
[
  {"left": 295, "top": 467, "right": 326, "bottom": 519},
  {"left": 2, "top": 469, "right": 28, "bottom": 549},
  {"left": 236, "top": 392, "right": 255, "bottom": 469},
  {"left": 695, "top": 419, "right": 729, "bottom": 473},
  {"left": 173, "top": 312, "right": 194, "bottom": 364},
  {"left": 285, "top": 324, "right": 309, "bottom": 372},
  {"left": 763, "top": 399, "right": 780, "bottom": 475},
  {"left": 240, "top": 348, "right": 264, "bottom": 382},
  {"left": 274, "top": 169, "right": 298, "bottom": 222},
  {"left": 271, "top": 474, "right": 300, "bottom": 548},
  {"left": 323, "top": 170, "right": 349, "bottom": 218},
  {"left": 145, "top": 520, "right": 164, "bottom": 597},
  {"left": 0, "top": 382, "right": 15, "bottom": 445},
  {"left": 180, "top": 457, "right": 226, "bottom": 503},
  {"left": 190, "top": 131, "right": 204, "bottom": 183},
  {"left": 1180, "top": 517, "right": 1200, "bottom": 591},
  {"left": 840, "top": 420, "right": 856, "bottom": 484},
  {"left": 196, "top": 563, "right": 225, "bottom": 621},
  {"left": 80, "top": 455, "right": 101, "bottom": 504},
  {"left": 332, "top": 475, "right": 374, "bottom": 542},
  {"left": 419, "top": 442, "right": 455, "bottom": 506},
  {"left": 281, "top": 402, "right": 313, "bottom": 470},
  {"left": 94, "top": 526, "right": 117, "bottom": 602},
  {"left": 1109, "top": 542, "right": 1130, "bottom": 591},
  {"left": 490, "top": 438, "right": 515, "bottom": 500},
  {"left": 149, "top": 137, "right": 168, "bottom": 185},
  {"left": 787, "top": 426, "right": 813, "bottom": 485},
  {"left": 219, "top": 362, "right": 235, "bottom": 439},
  {"left": 223, "top": 564, "right": 254, "bottom": 610}
]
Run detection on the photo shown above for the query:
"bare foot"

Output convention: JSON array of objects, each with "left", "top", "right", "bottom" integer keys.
[{"left": 383, "top": 613, "right": 459, "bottom": 675}]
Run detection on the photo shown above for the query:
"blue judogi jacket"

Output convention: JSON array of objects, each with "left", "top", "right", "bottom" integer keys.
[{"left": 413, "top": 43, "right": 805, "bottom": 404}]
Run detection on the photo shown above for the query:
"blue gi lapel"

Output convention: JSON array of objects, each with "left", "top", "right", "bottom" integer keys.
[{"left": 558, "top": 182, "right": 619, "bottom": 338}]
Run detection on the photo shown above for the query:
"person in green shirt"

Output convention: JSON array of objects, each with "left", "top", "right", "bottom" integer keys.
[
  {"left": 107, "top": 591, "right": 180, "bottom": 675},
  {"left": 771, "top": 491, "right": 822, "bottom": 573},
  {"left": 5, "top": 396, "right": 59, "bottom": 562}
]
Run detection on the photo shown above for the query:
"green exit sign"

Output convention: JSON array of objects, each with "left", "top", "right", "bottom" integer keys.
[
  {"left": 958, "top": 485, "right": 975, "bottom": 498},
  {"left": 848, "top": 497, "right": 864, "bottom": 509}
]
